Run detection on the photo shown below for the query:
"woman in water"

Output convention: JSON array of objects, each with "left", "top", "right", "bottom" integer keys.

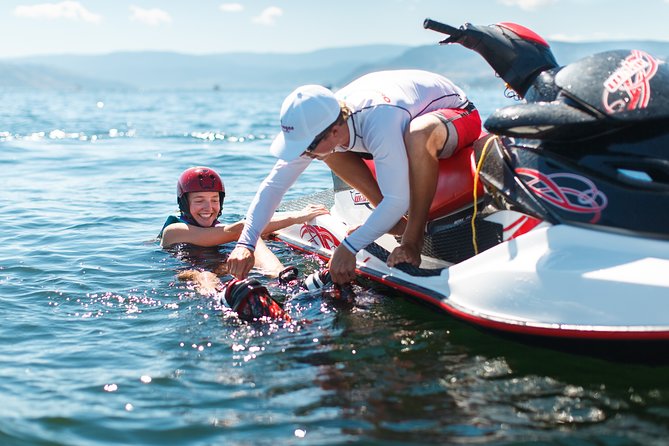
[
  {"left": 160, "top": 166, "right": 326, "bottom": 263},
  {"left": 160, "top": 166, "right": 328, "bottom": 320}
]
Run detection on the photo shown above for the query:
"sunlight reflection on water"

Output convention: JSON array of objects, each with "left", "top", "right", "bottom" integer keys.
[{"left": 0, "top": 88, "right": 667, "bottom": 445}]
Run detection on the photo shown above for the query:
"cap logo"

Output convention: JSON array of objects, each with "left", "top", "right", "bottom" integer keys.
[{"left": 281, "top": 124, "right": 294, "bottom": 133}]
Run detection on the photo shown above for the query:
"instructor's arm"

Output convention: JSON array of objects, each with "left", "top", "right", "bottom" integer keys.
[{"left": 228, "top": 157, "right": 311, "bottom": 279}]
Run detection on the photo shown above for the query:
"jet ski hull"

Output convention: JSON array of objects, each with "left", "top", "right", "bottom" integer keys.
[{"left": 275, "top": 191, "right": 669, "bottom": 345}]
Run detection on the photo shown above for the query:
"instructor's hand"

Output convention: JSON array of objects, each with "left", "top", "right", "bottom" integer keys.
[
  {"left": 227, "top": 246, "right": 255, "bottom": 279},
  {"left": 328, "top": 244, "right": 357, "bottom": 285}
]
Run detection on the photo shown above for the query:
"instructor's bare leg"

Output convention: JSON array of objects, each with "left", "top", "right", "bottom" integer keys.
[
  {"left": 324, "top": 152, "right": 407, "bottom": 235},
  {"left": 324, "top": 152, "right": 383, "bottom": 205},
  {"left": 387, "top": 115, "right": 447, "bottom": 267}
]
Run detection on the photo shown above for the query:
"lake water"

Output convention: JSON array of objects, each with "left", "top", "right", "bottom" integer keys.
[{"left": 1, "top": 86, "right": 668, "bottom": 446}]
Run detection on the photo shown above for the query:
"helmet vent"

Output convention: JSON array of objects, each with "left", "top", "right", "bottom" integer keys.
[{"left": 198, "top": 173, "right": 218, "bottom": 190}]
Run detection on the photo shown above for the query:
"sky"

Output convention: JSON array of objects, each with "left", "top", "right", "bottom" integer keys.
[{"left": 2, "top": 0, "right": 669, "bottom": 58}]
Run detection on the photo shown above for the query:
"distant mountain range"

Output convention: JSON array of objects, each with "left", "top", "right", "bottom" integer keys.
[{"left": 2, "top": 40, "right": 668, "bottom": 91}]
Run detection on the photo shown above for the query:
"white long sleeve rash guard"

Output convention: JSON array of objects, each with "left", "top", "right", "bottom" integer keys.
[{"left": 237, "top": 69, "right": 470, "bottom": 254}]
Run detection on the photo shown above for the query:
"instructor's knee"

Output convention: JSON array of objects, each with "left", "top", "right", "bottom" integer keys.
[{"left": 405, "top": 115, "right": 447, "bottom": 158}]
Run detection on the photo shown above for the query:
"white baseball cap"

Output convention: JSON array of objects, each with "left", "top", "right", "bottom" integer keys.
[{"left": 269, "top": 85, "right": 340, "bottom": 161}]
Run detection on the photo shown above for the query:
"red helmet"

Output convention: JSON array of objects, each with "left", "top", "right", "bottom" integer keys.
[{"left": 177, "top": 166, "right": 226, "bottom": 217}]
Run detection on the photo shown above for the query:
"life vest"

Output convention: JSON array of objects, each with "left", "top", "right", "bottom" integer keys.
[{"left": 157, "top": 213, "right": 220, "bottom": 239}]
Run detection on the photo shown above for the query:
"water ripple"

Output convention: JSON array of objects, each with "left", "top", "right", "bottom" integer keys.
[{"left": 1, "top": 89, "right": 668, "bottom": 446}]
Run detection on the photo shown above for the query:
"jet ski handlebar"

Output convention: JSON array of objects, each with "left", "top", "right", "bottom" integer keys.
[
  {"left": 422, "top": 18, "right": 559, "bottom": 97},
  {"left": 422, "top": 18, "right": 462, "bottom": 42}
]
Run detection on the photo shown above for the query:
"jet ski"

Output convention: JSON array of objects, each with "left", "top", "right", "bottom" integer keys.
[{"left": 274, "top": 19, "right": 669, "bottom": 357}]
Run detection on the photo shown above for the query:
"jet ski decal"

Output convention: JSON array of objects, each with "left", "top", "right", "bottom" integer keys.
[
  {"left": 603, "top": 50, "right": 660, "bottom": 113},
  {"left": 299, "top": 224, "right": 340, "bottom": 250},
  {"left": 516, "top": 168, "right": 608, "bottom": 223},
  {"left": 350, "top": 190, "right": 370, "bottom": 206}
]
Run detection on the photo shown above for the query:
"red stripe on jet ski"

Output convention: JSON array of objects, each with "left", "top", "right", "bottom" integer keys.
[
  {"left": 503, "top": 215, "right": 542, "bottom": 239},
  {"left": 369, "top": 274, "right": 669, "bottom": 341}
]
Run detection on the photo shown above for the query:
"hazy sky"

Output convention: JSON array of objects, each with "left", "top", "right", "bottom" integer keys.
[{"left": 2, "top": 0, "right": 669, "bottom": 58}]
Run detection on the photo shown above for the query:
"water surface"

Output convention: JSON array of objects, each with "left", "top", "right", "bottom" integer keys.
[{"left": 0, "top": 88, "right": 667, "bottom": 445}]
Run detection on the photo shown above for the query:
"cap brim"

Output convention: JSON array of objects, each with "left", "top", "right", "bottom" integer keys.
[{"left": 269, "top": 131, "right": 311, "bottom": 161}]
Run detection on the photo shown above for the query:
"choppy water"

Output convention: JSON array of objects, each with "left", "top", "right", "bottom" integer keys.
[{"left": 1, "top": 87, "right": 668, "bottom": 446}]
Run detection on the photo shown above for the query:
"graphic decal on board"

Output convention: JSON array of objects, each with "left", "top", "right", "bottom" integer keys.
[{"left": 300, "top": 224, "right": 340, "bottom": 250}]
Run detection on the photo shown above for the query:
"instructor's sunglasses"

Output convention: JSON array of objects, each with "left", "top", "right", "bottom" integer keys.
[{"left": 304, "top": 125, "right": 332, "bottom": 154}]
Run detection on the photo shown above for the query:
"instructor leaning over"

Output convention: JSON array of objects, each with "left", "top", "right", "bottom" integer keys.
[{"left": 227, "top": 69, "right": 481, "bottom": 284}]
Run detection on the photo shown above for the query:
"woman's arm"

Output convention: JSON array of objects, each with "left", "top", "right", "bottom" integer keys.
[
  {"left": 160, "top": 222, "right": 243, "bottom": 248},
  {"left": 160, "top": 204, "right": 327, "bottom": 248},
  {"left": 260, "top": 204, "right": 329, "bottom": 236}
]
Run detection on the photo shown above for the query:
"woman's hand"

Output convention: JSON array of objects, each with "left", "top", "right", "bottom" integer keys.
[{"left": 297, "top": 204, "right": 329, "bottom": 223}]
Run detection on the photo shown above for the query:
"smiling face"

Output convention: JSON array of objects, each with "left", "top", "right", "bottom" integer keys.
[{"left": 187, "top": 191, "right": 221, "bottom": 227}]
